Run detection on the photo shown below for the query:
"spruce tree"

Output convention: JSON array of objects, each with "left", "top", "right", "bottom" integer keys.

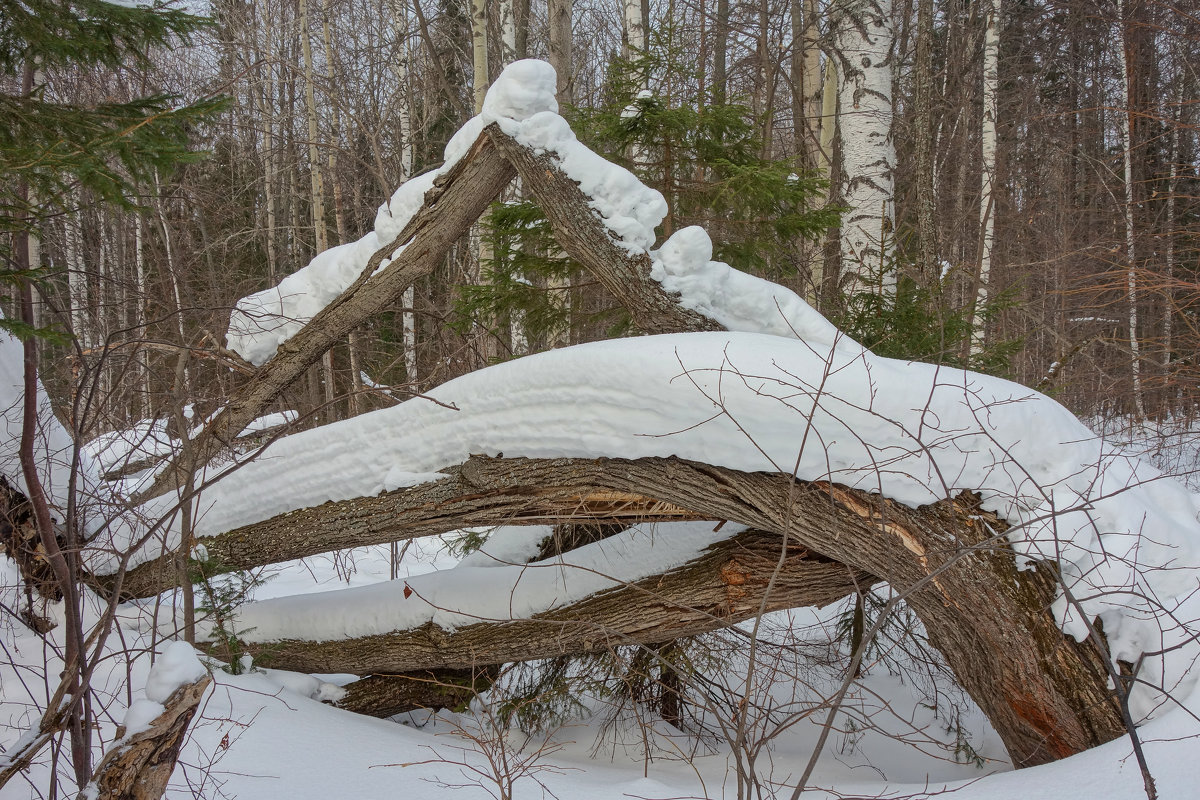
[
  {"left": 457, "top": 25, "right": 839, "bottom": 350},
  {"left": 1, "top": 0, "right": 223, "bottom": 337},
  {"left": 0, "top": 0, "right": 221, "bottom": 787}
]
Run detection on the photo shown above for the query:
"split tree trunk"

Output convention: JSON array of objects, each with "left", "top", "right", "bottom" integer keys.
[
  {"left": 111, "top": 454, "right": 1123, "bottom": 767},
  {"left": 84, "top": 674, "right": 211, "bottom": 800}
]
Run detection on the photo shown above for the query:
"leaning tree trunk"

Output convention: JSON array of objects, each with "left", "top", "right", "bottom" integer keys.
[
  {"left": 113, "top": 454, "right": 1125, "bottom": 767},
  {"left": 135, "top": 132, "right": 516, "bottom": 502}
]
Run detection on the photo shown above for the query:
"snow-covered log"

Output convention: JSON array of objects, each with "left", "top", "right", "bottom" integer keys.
[
  {"left": 211, "top": 457, "right": 1121, "bottom": 766},
  {"left": 135, "top": 130, "right": 516, "bottom": 503},
  {"left": 110, "top": 451, "right": 1125, "bottom": 767},
  {"left": 227, "top": 524, "right": 867, "bottom": 679}
]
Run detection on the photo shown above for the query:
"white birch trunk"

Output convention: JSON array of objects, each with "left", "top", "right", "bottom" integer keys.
[
  {"left": 971, "top": 0, "right": 1000, "bottom": 356},
  {"left": 64, "top": 212, "right": 89, "bottom": 348},
  {"left": 388, "top": 0, "right": 419, "bottom": 387},
  {"left": 624, "top": 0, "right": 646, "bottom": 57},
  {"left": 1162, "top": 77, "right": 1182, "bottom": 372},
  {"left": 1116, "top": 0, "right": 1146, "bottom": 421},
  {"left": 834, "top": 0, "right": 896, "bottom": 296},
  {"left": 500, "top": 0, "right": 516, "bottom": 62},
  {"left": 471, "top": 0, "right": 489, "bottom": 114}
]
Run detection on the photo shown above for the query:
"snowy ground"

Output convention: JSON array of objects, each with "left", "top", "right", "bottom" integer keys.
[
  {"left": 3, "top": 521, "right": 1200, "bottom": 799},
  {"left": 6, "top": 57, "right": 1200, "bottom": 800}
]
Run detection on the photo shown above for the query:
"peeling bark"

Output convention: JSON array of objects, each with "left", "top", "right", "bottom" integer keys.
[{"left": 84, "top": 674, "right": 211, "bottom": 800}]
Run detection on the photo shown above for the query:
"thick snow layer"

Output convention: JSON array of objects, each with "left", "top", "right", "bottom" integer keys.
[
  {"left": 84, "top": 410, "right": 298, "bottom": 477},
  {"left": 102, "top": 331, "right": 1200, "bottom": 718},
  {"left": 650, "top": 225, "right": 859, "bottom": 349},
  {"left": 0, "top": 324, "right": 89, "bottom": 510},
  {"left": 193, "top": 521, "right": 735, "bottom": 643}
]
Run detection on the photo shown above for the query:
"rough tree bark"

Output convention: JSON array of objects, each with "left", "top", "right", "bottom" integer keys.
[
  {"left": 108, "top": 454, "right": 1123, "bottom": 766},
  {"left": 485, "top": 127, "right": 723, "bottom": 335},
  {"left": 232, "top": 526, "right": 869, "bottom": 675},
  {"left": 83, "top": 674, "right": 211, "bottom": 800}
]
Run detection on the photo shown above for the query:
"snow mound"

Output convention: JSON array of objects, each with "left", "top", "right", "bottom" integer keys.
[
  {"left": 202, "top": 521, "right": 736, "bottom": 643},
  {"left": 650, "top": 226, "right": 856, "bottom": 349}
]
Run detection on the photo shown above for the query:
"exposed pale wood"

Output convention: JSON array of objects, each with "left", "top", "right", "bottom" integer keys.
[{"left": 84, "top": 674, "right": 211, "bottom": 800}]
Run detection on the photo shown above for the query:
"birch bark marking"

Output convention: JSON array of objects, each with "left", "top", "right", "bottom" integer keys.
[
  {"left": 471, "top": 0, "right": 489, "bottom": 114},
  {"left": 970, "top": 0, "right": 1000, "bottom": 356},
  {"left": 1116, "top": 0, "right": 1147, "bottom": 420},
  {"left": 387, "top": 0, "right": 419, "bottom": 389},
  {"left": 834, "top": 0, "right": 896, "bottom": 296}
]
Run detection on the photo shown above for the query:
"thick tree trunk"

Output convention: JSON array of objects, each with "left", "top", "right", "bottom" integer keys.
[
  {"left": 110, "top": 453, "right": 1122, "bottom": 766},
  {"left": 234, "top": 526, "right": 869, "bottom": 674}
]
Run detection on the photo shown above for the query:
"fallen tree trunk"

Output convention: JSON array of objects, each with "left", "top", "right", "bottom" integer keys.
[
  {"left": 83, "top": 674, "right": 211, "bottom": 800},
  {"left": 231, "top": 527, "right": 867, "bottom": 675},
  {"left": 180, "top": 454, "right": 1121, "bottom": 767},
  {"left": 137, "top": 131, "right": 517, "bottom": 502},
  {"left": 333, "top": 668, "right": 497, "bottom": 718},
  {"left": 485, "top": 126, "right": 722, "bottom": 335},
  {"left": 102, "top": 473, "right": 705, "bottom": 600}
]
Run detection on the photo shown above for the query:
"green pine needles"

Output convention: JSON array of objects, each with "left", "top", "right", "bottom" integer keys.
[
  {"left": 1, "top": 0, "right": 224, "bottom": 338},
  {"left": 456, "top": 24, "right": 839, "bottom": 352}
]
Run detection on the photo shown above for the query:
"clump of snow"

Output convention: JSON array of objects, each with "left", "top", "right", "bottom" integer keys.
[
  {"left": 258, "top": 667, "right": 347, "bottom": 703},
  {"left": 118, "top": 641, "right": 207, "bottom": 736},
  {"left": 649, "top": 226, "right": 858, "bottom": 350},
  {"left": 145, "top": 641, "right": 208, "bottom": 703},
  {"left": 119, "top": 698, "right": 165, "bottom": 737},
  {"left": 482, "top": 58, "right": 559, "bottom": 120}
]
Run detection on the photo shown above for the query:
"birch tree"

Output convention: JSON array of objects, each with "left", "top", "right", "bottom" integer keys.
[
  {"left": 970, "top": 0, "right": 1000, "bottom": 356},
  {"left": 833, "top": 0, "right": 896, "bottom": 296},
  {"left": 1116, "top": 0, "right": 1147, "bottom": 421}
]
